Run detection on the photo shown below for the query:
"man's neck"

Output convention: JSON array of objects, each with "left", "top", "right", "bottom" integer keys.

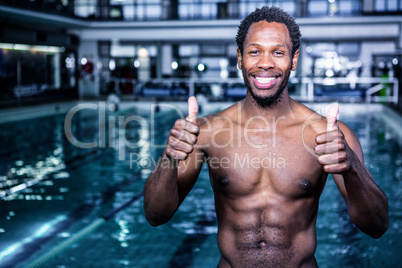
[{"left": 241, "top": 90, "right": 294, "bottom": 120}]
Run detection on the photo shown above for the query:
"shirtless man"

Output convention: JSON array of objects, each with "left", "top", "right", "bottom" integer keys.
[{"left": 143, "top": 6, "right": 388, "bottom": 267}]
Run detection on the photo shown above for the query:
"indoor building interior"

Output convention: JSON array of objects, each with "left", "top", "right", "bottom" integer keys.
[{"left": 0, "top": 1, "right": 401, "bottom": 267}]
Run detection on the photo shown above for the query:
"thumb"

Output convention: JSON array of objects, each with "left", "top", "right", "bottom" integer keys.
[
  {"left": 327, "top": 102, "right": 339, "bottom": 131},
  {"left": 187, "top": 96, "right": 198, "bottom": 123}
]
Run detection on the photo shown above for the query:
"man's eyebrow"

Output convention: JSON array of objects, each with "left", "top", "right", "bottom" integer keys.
[{"left": 246, "top": 43, "right": 286, "bottom": 48}]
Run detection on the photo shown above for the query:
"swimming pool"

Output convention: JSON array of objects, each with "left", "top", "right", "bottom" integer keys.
[{"left": 0, "top": 101, "right": 401, "bottom": 267}]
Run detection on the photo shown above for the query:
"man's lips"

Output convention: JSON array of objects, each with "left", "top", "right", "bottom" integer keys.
[{"left": 252, "top": 76, "right": 277, "bottom": 89}]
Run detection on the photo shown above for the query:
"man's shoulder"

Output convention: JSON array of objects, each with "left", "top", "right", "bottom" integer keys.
[
  {"left": 294, "top": 102, "right": 357, "bottom": 139},
  {"left": 291, "top": 101, "right": 328, "bottom": 135},
  {"left": 197, "top": 101, "right": 242, "bottom": 129}
]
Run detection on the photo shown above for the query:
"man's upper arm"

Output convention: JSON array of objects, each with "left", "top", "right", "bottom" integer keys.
[
  {"left": 176, "top": 119, "right": 208, "bottom": 204},
  {"left": 175, "top": 115, "right": 213, "bottom": 204}
]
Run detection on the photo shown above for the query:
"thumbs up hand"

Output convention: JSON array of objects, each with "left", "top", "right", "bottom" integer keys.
[
  {"left": 315, "top": 103, "right": 351, "bottom": 174},
  {"left": 326, "top": 102, "right": 339, "bottom": 132},
  {"left": 165, "top": 96, "right": 200, "bottom": 161},
  {"left": 186, "top": 96, "right": 198, "bottom": 123}
]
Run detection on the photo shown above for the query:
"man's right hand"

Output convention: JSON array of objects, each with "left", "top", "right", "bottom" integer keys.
[{"left": 165, "top": 96, "right": 199, "bottom": 161}]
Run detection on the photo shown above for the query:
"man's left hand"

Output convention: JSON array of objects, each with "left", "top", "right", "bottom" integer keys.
[{"left": 314, "top": 103, "right": 352, "bottom": 174}]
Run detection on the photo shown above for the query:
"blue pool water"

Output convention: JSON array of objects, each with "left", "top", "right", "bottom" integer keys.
[{"left": 0, "top": 102, "right": 401, "bottom": 267}]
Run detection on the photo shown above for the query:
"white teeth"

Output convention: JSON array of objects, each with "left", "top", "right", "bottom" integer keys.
[{"left": 255, "top": 77, "right": 275, "bottom": 84}]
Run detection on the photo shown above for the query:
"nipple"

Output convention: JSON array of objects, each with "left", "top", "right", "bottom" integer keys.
[
  {"left": 218, "top": 175, "right": 229, "bottom": 187},
  {"left": 299, "top": 179, "right": 311, "bottom": 189},
  {"left": 258, "top": 240, "right": 267, "bottom": 249}
]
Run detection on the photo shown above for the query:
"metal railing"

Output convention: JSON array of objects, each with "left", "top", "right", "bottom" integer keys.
[
  {"left": 290, "top": 77, "right": 399, "bottom": 104},
  {"left": 3, "top": 0, "right": 402, "bottom": 22},
  {"left": 0, "top": 0, "right": 370, "bottom": 21},
  {"left": 105, "top": 76, "right": 399, "bottom": 104}
]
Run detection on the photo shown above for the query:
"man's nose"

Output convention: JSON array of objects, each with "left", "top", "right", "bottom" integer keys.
[{"left": 257, "top": 53, "right": 275, "bottom": 70}]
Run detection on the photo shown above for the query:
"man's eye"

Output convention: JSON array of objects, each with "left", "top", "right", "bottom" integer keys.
[
  {"left": 249, "top": 50, "right": 259, "bottom": 55},
  {"left": 274, "top": 51, "right": 285, "bottom": 56}
]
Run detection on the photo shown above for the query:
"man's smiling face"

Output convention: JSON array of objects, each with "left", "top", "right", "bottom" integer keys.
[{"left": 237, "top": 21, "right": 299, "bottom": 108}]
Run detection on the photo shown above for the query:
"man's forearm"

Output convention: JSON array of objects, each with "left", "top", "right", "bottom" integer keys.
[
  {"left": 343, "top": 157, "right": 389, "bottom": 238},
  {"left": 143, "top": 154, "right": 180, "bottom": 226}
]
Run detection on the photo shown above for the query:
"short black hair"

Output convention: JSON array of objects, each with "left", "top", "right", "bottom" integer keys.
[{"left": 235, "top": 6, "right": 301, "bottom": 57}]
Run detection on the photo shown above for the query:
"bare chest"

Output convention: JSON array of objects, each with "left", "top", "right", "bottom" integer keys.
[{"left": 205, "top": 128, "right": 325, "bottom": 198}]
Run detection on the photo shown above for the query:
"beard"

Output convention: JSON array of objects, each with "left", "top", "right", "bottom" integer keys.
[{"left": 242, "top": 66, "right": 291, "bottom": 109}]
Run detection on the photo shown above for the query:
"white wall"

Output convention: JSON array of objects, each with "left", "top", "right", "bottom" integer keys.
[{"left": 360, "top": 41, "right": 396, "bottom": 77}]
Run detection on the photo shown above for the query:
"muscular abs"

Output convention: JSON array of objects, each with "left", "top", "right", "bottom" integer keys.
[{"left": 213, "top": 178, "right": 321, "bottom": 267}]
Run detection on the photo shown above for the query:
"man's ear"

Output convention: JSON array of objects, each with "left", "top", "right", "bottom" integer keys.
[
  {"left": 237, "top": 49, "right": 242, "bottom": 70},
  {"left": 291, "top": 49, "right": 300, "bottom": 71}
]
